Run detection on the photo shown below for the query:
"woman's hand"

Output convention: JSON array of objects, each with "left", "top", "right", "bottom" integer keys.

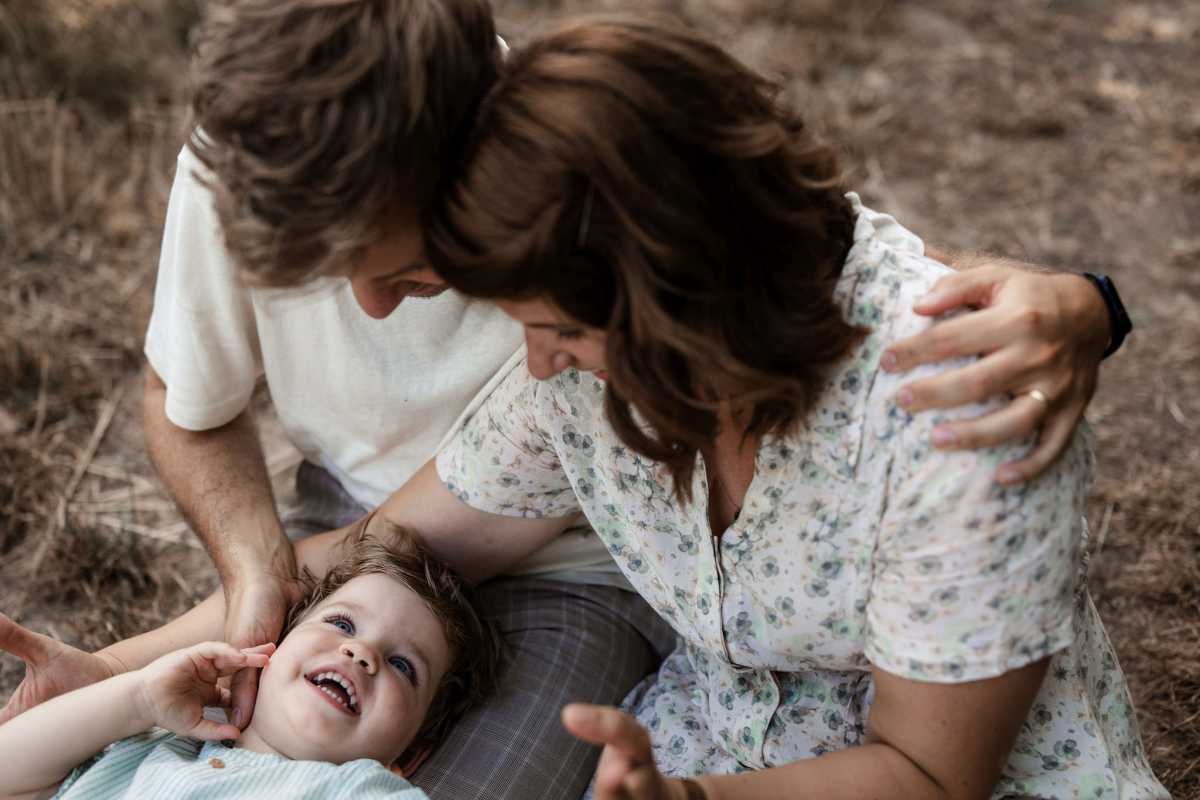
[
  {"left": 136, "top": 641, "right": 274, "bottom": 741},
  {"left": 882, "top": 265, "right": 1110, "bottom": 484},
  {"left": 0, "top": 613, "right": 123, "bottom": 725},
  {"left": 563, "top": 703, "right": 689, "bottom": 800}
]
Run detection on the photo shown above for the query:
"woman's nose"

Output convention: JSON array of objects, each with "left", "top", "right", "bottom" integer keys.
[{"left": 526, "top": 335, "right": 573, "bottom": 380}]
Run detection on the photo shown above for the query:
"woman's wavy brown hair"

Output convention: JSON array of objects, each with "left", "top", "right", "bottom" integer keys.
[
  {"left": 427, "top": 16, "right": 865, "bottom": 501},
  {"left": 189, "top": 0, "right": 500, "bottom": 285}
]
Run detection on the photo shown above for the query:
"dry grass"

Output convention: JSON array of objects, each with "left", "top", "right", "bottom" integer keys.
[{"left": 1, "top": 0, "right": 1197, "bottom": 794}]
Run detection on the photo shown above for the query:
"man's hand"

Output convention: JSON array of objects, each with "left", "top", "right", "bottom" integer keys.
[
  {"left": 222, "top": 574, "right": 301, "bottom": 729},
  {"left": 882, "top": 265, "right": 1109, "bottom": 484},
  {"left": 563, "top": 703, "right": 688, "bottom": 800},
  {"left": 0, "top": 613, "right": 124, "bottom": 725},
  {"left": 136, "top": 641, "right": 274, "bottom": 741}
]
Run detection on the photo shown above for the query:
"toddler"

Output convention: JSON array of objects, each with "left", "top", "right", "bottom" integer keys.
[{"left": 0, "top": 530, "right": 500, "bottom": 799}]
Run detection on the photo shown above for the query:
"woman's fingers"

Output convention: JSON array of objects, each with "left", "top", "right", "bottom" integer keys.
[
  {"left": 562, "top": 703, "right": 652, "bottom": 761},
  {"left": 593, "top": 746, "right": 635, "bottom": 800},
  {"left": 564, "top": 704, "right": 668, "bottom": 800},
  {"left": 996, "top": 401, "right": 1083, "bottom": 484},
  {"left": 0, "top": 614, "right": 51, "bottom": 664}
]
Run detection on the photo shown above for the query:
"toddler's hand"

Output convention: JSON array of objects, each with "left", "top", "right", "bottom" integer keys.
[{"left": 136, "top": 641, "right": 274, "bottom": 741}]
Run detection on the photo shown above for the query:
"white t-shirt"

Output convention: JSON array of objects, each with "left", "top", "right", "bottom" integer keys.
[{"left": 144, "top": 146, "right": 623, "bottom": 584}]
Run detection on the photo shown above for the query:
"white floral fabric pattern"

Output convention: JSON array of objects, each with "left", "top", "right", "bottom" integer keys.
[{"left": 437, "top": 197, "right": 1167, "bottom": 799}]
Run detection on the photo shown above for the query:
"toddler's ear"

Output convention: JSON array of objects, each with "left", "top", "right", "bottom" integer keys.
[{"left": 392, "top": 747, "right": 432, "bottom": 778}]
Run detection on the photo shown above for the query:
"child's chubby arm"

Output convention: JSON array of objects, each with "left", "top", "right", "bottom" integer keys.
[{"left": 0, "top": 640, "right": 272, "bottom": 800}]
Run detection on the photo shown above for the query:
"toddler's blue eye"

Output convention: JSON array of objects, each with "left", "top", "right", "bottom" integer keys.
[
  {"left": 389, "top": 656, "right": 419, "bottom": 686},
  {"left": 325, "top": 614, "right": 354, "bottom": 634}
]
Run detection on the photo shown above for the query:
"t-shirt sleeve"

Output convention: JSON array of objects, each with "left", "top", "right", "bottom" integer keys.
[
  {"left": 864, "top": 385, "right": 1089, "bottom": 683},
  {"left": 436, "top": 360, "right": 581, "bottom": 519},
  {"left": 143, "top": 145, "right": 262, "bottom": 431}
]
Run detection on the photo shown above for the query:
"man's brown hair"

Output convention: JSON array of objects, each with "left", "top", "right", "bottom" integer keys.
[
  {"left": 189, "top": 0, "right": 500, "bottom": 285},
  {"left": 427, "top": 15, "right": 865, "bottom": 501},
  {"left": 282, "top": 525, "right": 502, "bottom": 761}
]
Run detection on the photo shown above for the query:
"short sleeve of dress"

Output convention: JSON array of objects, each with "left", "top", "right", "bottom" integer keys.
[
  {"left": 851, "top": 195, "right": 926, "bottom": 256},
  {"left": 436, "top": 360, "right": 581, "bottom": 519},
  {"left": 864, "top": 395, "right": 1091, "bottom": 683}
]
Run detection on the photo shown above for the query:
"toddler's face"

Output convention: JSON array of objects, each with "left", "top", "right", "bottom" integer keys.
[{"left": 250, "top": 573, "right": 452, "bottom": 766}]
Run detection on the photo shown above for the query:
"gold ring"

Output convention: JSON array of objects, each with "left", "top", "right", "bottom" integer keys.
[{"left": 1028, "top": 389, "right": 1049, "bottom": 406}]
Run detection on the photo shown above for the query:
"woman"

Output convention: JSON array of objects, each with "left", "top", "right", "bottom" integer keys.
[{"left": 423, "top": 16, "right": 1167, "bottom": 800}]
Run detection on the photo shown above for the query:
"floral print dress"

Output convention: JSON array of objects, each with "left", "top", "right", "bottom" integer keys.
[{"left": 436, "top": 196, "right": 1168, "bottom": 799}]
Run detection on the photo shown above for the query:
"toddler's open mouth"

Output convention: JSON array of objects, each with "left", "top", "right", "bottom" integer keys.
[{"left": 305, "top": 669, "right": 360, "bottom": 716}]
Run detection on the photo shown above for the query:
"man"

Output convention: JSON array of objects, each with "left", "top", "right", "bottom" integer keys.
[{"left": 0, "top": 2, "right": 1121, "bottom": 798}]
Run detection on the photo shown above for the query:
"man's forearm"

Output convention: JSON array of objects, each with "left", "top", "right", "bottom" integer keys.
[
  {"left": 142, "top": 369, "right": 294, "bottom": 586},
  {"left": 925, "top": 247, "right": 1111, "bottom": 350},
  {"left": 928, "top": 245, "right": 1052, "bottom": 274}
]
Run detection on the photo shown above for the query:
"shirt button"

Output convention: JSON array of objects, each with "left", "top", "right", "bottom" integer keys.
[{"left": 209, "top": 757, "right": 225, "bottom": 769}]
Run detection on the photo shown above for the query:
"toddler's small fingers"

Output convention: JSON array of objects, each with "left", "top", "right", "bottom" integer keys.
[{"left": 191, "top": 719, "right": 241, "bottom": 742}]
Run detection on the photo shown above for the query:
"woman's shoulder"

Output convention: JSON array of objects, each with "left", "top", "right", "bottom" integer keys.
[{"left": 840, "top": 194, "right": 956, "bottom": 343}]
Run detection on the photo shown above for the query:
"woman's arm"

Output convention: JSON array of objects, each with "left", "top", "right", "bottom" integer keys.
[{"left": 567, "top": 658, "right": 1049, "bottom": 800}]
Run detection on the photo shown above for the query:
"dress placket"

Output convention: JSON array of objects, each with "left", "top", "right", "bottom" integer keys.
[{"left": 695, "top": 451, "right": 781, "bottom": 770}]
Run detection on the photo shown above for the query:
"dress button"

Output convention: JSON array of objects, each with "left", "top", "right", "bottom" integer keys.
[{"left": 209, "top": 757, "right": 225, "bottom": 769}]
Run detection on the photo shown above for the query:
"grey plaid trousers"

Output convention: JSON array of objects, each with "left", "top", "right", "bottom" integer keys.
[{"left": 284, "top": 462, "right": 678, "bottom": 800}]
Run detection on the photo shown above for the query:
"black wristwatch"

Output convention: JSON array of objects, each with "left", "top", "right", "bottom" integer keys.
[{"left": 1081, "top": 273, "right": 1132, "bottom": 359}]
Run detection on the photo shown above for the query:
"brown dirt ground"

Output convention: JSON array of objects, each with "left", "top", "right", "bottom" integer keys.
[{"left": 1, "top": 0, "right": 1197, "bottom": 794}]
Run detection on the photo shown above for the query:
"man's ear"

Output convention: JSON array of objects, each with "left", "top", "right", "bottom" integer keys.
[{"left": 392, "top": 746, "right": 432, "bottom": 778}]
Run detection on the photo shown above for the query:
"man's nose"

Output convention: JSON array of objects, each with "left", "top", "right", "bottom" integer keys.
[
  {"left": 340, "top": 642, "right": 378, "bottom": 675},
  {"left": 351, "top": 282, "right": 404, "bottom": 319}
]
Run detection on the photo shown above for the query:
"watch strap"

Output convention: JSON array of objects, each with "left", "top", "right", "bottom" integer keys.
[{"left": 1081, "top": 273, "right": 1132, "bottom": 359}]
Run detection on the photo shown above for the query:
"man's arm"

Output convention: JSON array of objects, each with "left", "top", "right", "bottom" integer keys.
[
  {"left": 886, "top": 249, "right": 1112, "bottom": 483},
  {"left": 142, "top": 365, "right": 300, "bottom": 722},
  {"left": 143, "top": 367, "right": 298, "bottom": 646},
  {"left": 143, "top": 366, "right": 295, "bottom": 592}
]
